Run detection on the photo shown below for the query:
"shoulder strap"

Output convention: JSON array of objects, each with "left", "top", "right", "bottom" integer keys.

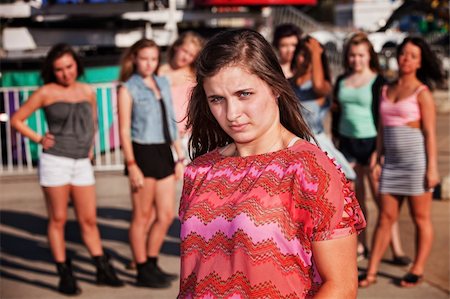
[{"left": 414, "top": 85, "right": 429, "bottom": 95}]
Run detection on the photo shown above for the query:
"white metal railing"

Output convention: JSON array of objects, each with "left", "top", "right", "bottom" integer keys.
[{"left": 0, "top": 82, "right": 123, "bottom": 175}]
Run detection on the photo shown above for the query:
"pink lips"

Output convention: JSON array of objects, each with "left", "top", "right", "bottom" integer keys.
[{"left": 229, "top": 123, "right": 248, "bottom": 132}]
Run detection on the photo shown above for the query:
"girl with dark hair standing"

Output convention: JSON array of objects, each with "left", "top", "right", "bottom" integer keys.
[
  {"left": 290, "top": 36, "right": 356, "bottom": 181},
  {"left": 272, "top": 23, "right": 303, "bottom": 78},
  {"left": 118, "top": 39, "right": 185, "bottom": 288},
  {"left": 11, "top": 43, "right": 123, "bottom": 295},
  {"left": 179, "top": 29, "right": 366, "bottom": 299},
  {"left": 359, "top": 37, "right": 444, "bottom": 288}
]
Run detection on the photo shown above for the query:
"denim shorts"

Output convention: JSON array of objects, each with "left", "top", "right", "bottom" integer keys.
[{"left": 39, "top": 153, "right": 95, "bottom": 187}]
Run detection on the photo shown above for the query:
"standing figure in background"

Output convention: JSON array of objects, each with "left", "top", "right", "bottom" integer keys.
[
  {"left": 118, "top": 39, "right": 185, "bottom": 288},
  {"left": 272, "top": 23, "right": 303, "bottom": 78},
  {"left": 11, "top": 43, "right": 123, "bottom": 295},
  {"left": 359, "top": 36, "right": 443, "bottom": 288},
  {"left": 179, "top": 29, "right": 366, "bottom": 299},
  {"left": 158, "top": 31, "right": 205, "bottom": 159},
  {"left": 332, "top": 32, "right": 409, "bottom": 264},
  {"left": 290, "top": 36, "right": 356, "bottom": 181}
]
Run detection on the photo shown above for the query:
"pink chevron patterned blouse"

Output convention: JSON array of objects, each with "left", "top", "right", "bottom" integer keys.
[{"left": 179, "top": 140, "right": 366, "bottom": 298}]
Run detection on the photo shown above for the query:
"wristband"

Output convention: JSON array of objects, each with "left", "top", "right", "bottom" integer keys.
[
  {"left": 126, "top": 160, "right": 136, "bottom": 167},
  {"left": 176, "top": 157, "right": 187, "bottom": 165}
]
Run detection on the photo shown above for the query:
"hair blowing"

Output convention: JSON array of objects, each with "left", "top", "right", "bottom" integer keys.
[
  {"left": 186, "top": 29, "right": 313, "bottom": 160},
  {"left": 119, "top": 39, "right": 159, "bottom": 82},
  {"left": 41, "top": 43, "right": 84, "bottom": 84}
]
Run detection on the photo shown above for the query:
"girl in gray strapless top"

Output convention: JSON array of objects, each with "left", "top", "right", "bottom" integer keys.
[{"left": 11, "top": 43, "right": 123, "bottom": 295}]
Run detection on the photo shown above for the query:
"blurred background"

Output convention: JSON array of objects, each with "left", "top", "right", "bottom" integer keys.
[
  {"left": 0, "top": 0, "right": 448, "bottom": 173},
  {"left": 0, "top": 1, "right": 449, "bottom": 298}
]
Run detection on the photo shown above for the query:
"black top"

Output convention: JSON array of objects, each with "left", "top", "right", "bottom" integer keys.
[
  {"left": 43, "top": 101, "right": 94, "bottom": 159},
  {"left": 158, "top": 99, "right": 171, "bottom": 144}
]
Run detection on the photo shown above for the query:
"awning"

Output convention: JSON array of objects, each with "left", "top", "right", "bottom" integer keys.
[{"left": 195, "top": 0, "right": 316, "bottom": 6}]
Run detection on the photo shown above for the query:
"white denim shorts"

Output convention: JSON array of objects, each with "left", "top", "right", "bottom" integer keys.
[{"left": 39, "top": 153, "right": 95, "bottom": 187}]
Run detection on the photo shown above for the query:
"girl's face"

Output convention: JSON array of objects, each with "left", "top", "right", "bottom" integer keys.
[
  {"left": 293, "top": 50, "right": 310, "bottom": 74},
  {"left": 347, "top": 43, "right": 371, "bottom": 73},
  {"left": 398, "top": 42, "right": 422, "bottom": 75},
  {"left": 173, "top": 41, "right": 200, "bottom": 69},
  {"left": 53, "top": 53, "right": 78, "bottom": 86},
  {"left": 277, "top": 35, "right": 299, "bottom": 64},
  {"left": 203, "top": 65, "right": 280, "bottom": 147},
  {"left": 134, "top": 46, "right": 159, "bottom": 77}
]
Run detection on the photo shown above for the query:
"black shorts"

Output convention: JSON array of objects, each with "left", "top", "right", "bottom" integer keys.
[
  {"left": 338, "top": 136, "right": 376, "bottom": 166},
  {"left": 124, "top": 142, "right": 175, "bottom": 179}
]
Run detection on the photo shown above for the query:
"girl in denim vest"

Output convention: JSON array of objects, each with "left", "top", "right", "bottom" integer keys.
[{"left": 118, "top": 39, "right": 185, "bottom": 288}]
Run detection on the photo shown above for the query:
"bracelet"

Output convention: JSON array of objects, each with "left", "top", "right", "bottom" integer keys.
[
  {"left": 126, "top": 160, "right": 136, "bottom": 167},
  {"left": 176, "top": 157, "right": 187, "bottom": 165}
]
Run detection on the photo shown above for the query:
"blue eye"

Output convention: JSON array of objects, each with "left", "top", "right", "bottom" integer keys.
[{"left": 240, "top": 91, "right": 251, "bottom": 97}]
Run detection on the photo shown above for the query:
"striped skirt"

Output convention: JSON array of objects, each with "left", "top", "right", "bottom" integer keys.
[{"left": 380, "top": 126, "right": 427, "bottom": 196}]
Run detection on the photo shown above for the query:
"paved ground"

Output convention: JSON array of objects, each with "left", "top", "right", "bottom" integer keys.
[{"left": 1, "top": 89, "right": 449, "bottom": 298}]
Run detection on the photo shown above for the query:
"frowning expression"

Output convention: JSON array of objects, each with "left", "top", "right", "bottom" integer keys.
[{"left": 203, "top": 65, "right": 280, "bottom": 146}]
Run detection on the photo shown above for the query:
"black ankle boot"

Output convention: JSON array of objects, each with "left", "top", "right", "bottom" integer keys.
[
  {"left": 136, "top": 260, "right": 171, "bottom": 288},
  {"left": 56, "top": 259, "right": 81, "bottom": 295},
  {"left": 93, "top": 254, "right": 124, "bottom": 287},
  {"left": 148, "top": 256, "right": 178, "bottom": 281}
]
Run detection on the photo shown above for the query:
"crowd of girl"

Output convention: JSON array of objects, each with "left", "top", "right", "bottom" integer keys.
[
  {"left": 11, "top": 24, "right": 443, "bottom": 297},
  {"left": 272, "top": 24, "right": 443, "bottom": 290}
]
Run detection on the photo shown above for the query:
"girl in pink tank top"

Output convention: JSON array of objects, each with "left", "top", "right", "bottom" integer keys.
[
  {"left": 158, "top": 32, "right": 205, "bottom": 138},
  {"left": 360, "top": 36, "right": 444, "bottom": 289},
  {"left": 380, "top": 84, "right": 427, "bottom": 127}
]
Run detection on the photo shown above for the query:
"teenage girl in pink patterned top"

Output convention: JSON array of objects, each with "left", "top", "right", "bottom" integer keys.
[{"left": 179, "top": 29, "right": 366, "bottom": 299}]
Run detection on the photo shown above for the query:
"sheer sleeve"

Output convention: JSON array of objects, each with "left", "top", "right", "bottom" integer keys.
[{"left": 310, "top": 151, "right": 366, "bottom": 241}]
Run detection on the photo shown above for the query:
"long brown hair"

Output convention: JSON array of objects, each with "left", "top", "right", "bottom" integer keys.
[
  {"left": 343, "top": 32, "right": 381, "bottom": 74},
  {"left": 119, "top": 39, "right": 160, "bottom": 82},
  {"left": 186, "top": 29, "right": 313, "bottom": 160}
]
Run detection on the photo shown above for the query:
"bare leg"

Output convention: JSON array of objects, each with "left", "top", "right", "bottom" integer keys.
[
  {"left": 43, "top": 185, "right": 71, "bottom": 262},
  {"left": 71, "top": 185, "right": 103, "bottom": 257},
  {"left": 366, "top": 166, "right": 406, "bottom": 258},
  {"left": 354, "top": 164, "right": 368, "bottom": 251},
  {"left": 129, "top": 178, "right": 156, "bottom": 263},
  {"left": 147, "top": 175, "right": 176, "bottom": 257},
  {"left": 405, "top": 193, "right": 434, "bottom": 277},
  {"left": 361, "top": 193, "right": 402, "bottom": 285}
]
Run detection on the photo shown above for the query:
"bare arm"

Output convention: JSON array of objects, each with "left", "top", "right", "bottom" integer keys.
[
  {"left": 118, "top": 86, "right": 144, "bottom": 190},
  {"left": 370, "top": 117, "right": 384, "bottom": 181},
  {"left": 172, "top": 138, "right": 186, "bottom": 180},
  {"left": 312, "top": 235, "right": 358, "bottom": 299},
  {"left": 88, "top": 86, "right": 98, "bottom": 159},
  {"left": 10, "top": 87, "right": 49, "bottom": 144},
  {"left": 418, "top": 89, "right": 439, "bottom": 189},
  {"left": 307, "top": 38, "right": 332, "bottom": 98}
]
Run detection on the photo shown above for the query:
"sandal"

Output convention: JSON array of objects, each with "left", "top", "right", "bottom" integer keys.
[
  {"left": 391, "top": 255, "right": 412, "bottom": 266},
  {"left": 358, "top": 272, "right": 377, "bottom": 288},
  {"left": 400, "top": 272, "right": 423, "bottom": 287}
]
